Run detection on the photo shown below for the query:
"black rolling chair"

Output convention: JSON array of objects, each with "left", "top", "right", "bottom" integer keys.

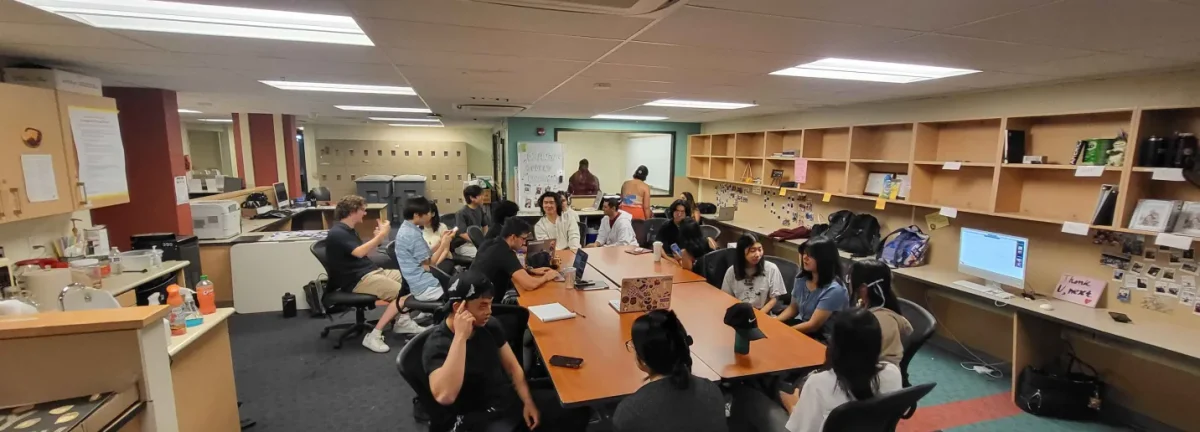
[
  {"left": 397, "top": 330, "right": 457, "bottom": 431},
  {"left": 440, "top": 213, "right": 458, "bottom": 230},
  {"left": 700, "top": 224, "right": 721, "bottom": 242},
  {"left": 644, "top": 217, "right": 668, "bottom": 247},
  {"left": 821, "top": 383, "right": 936, "bottom": 432},
  {"left": 577, "top": 222, "right": 587, "bottom": 245},
  {"left": 897, "top": 298, "right": 937, "bottom": 388},
  {"left": 630, "top": 219, "right": 647, "bottom": 247},
  {"left": 694, "top": 248, "right": 738, "bottom": 287},
  {"left": 491, "top": 304, "right": 530, "bottom": 368},
  {"left": 311, "top": 240, "right": 384, "bottom": 349},
  {"left": 763, "top": 255, "right": 800, "bottom": 315},
  {"left": 467, "top": 226, "right": 485, "bottom": 247}
]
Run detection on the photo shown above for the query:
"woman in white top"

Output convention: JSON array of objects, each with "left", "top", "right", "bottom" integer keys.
[
  {"left": 421, "top": 201, "right": 453, "bottom": 264},
  {"left": 785, "top": 309, "right": 903, "bottom": 432},
  {"left": 534, "top": 191, "right": 581, "bottom": 250},
  {"left": 721, "top": 234, "right": 786, "bottom": 311}
]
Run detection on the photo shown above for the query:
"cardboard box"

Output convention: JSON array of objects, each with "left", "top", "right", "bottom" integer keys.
[{"left": 3, "top": 68, "right": 102, "bottom": 96}]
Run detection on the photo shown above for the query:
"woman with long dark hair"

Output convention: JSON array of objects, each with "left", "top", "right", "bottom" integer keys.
[
  {"left": 680, "top": 191, "right": 701, "bottom": 222},
  {"left": 849, "top": 259, "right": 912, "bottom": 366},
  {"left": 776, "top": 239, "right": 848, "bottom": 339},
  {"left": 721, "top": 234, "right": 787, "bottom": 311},
  {"left": 421, "top": 201, "right": 453, "bottom": 265},
  {"left": 673, "top": 219, "right": 714, "bottom": 271},
  {"left": 654, "top": 199, "right": 691, "bottom": 248},
  {"left": 613, "top": 310, "right": 727, "bottom": 432},
  {"left": 785, "top": 309, "right": 902, "bottom": 432}
]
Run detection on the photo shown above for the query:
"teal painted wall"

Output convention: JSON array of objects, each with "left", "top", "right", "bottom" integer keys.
[{"left": 505, "top": 117, "right": 702, "bottom": 187}]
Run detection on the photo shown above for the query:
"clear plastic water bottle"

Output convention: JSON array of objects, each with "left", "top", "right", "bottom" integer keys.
[{"left": 109, "top": 247, "right": 122, "bottom": 275}]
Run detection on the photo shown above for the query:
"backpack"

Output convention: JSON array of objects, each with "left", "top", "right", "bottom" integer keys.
[
  {"left": 877, "top": 225, "right": 931, "bottom": 268},
  {"left": 303, "top": 277, "right": 328, "bottom": 318},
  {"left": 814, "top": 210, "right": 855, "bottom": 242},
  {"left": 836, "top": 213, "right": 882, "bottom": 257}
]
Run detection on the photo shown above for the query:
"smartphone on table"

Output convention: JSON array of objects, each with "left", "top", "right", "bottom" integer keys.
[{"left": 549, "top": 355, "right": 584, "bottom": 369}]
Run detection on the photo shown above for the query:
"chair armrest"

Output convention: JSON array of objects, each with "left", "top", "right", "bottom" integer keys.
[{"left": 403, "top": 297, "right": 443, "bottom": 313}]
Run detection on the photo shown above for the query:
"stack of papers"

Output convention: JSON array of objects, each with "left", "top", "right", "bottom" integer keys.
[{"left": 528, "top": 303, "right": 577, "bottom": 322}]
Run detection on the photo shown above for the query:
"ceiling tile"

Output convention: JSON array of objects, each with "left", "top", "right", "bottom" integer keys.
[
  {"left": 930, "top": 71, "right": 1059, "bottom": 88},
  {"left": 386, "top": 49, "right": 589, "bottom": 76},
  {"left": 359, "top": 19, "right": 620, "bottom": 61},
  {"left": 942, "top": 0, "right": 1200, "bottom": 52},
  {"left": 542, "top": 78, "right": 671, "bottom": 102},
  {"left": 603, "top": 42, "right": 813, "bottom": 74},
  {"left": 1125, "top": 38, "right": 1200, "bottom": 60},
  {"left": 347, "top": 0, "right": 651, "bottom": 39},
  {"left": 0, "top": 23, "right": 159, "bottom": 50},
  {"left": 853, "top": 34, "right": 1094, "bottom": 71},
  {"left": 634, "top": 6, "right": 919, "bottom": 56},
  {"left": 999, "top": 53, "right": 1192, "bottom": 77},
  {"left": 581, "top": 63, "right": 757, "bottom": 86},
  {"left": 689, "top": 0, "right": 1057, "bottom": 32}
]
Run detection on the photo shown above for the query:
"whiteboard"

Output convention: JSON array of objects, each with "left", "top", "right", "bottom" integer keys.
[{"left": 516, "top": 142, "right": 565, "bottom": 211}]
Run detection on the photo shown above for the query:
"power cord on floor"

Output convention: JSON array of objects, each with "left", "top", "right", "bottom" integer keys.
[{"left": 925, "top": 291, "right": 1008, "bottom": 380}]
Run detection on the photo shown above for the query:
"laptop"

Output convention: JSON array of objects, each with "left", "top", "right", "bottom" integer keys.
[
  {"left": 526, "top": 239, "right": 555, "bottom": 256},
  {"left": 571, "top": 250, "right": 608, "bottom": 290},
  {"left": 608, "top": 275, "right": 674, "bottom": 313}
]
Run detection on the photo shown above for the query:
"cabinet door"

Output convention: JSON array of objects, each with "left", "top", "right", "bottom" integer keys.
[
  {"left": 56, "top": 91, "right": 127, "bottom": 209},
  {"left": 0, "top": 83, "right": 76, "bottom": 221}
]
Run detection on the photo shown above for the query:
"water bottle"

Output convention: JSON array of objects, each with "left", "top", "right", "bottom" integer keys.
[
  {"left": 109, "top": 247, "right": 123, "bottom": 275},
  {"left": 150, "top": 246, "right": 163, "bottom": 267},
  {"left": 196, "top": 275, "right": 216, "bottom": 315}
]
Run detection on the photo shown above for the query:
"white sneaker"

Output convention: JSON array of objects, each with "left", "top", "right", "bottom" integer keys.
[
  {"left": 393, "top": 314, "right": 428, "bottom": 334},
  {"left": 362, "top": 331, "right": 390, "bottom": 353},
  {"left": 415, "top": 312, "right": 433, "bottom": 321}
]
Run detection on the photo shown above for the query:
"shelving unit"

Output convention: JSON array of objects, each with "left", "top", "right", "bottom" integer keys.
[{"left": 685, "top": 107, "right": 1200, "bottom": 241}]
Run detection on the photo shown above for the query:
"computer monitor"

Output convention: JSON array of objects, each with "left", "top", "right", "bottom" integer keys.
[
  {"left": 958, "top": 227, "right": 1028, "bottom": 290},
  {"left": 273, "top": 182, "right": 290, "bottom": 209},
  {"left": 590, "top": 192, "right": 604, "bottom": 211}
]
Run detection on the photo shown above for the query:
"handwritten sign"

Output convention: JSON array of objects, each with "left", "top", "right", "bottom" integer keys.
[
  {"left": 1053, "top": 273, "right": 1106, "bottom": 308},
  {"left": 795, "top": 158, "right": 808, "bottom": 184},
  {"left": 516, "top": 142, "right": 564, "bottom": 211}
]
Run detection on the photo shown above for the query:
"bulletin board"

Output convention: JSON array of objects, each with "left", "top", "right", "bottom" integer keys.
[
  {"left": 516, "top": 142, "right": 565, "bottom": 211},
  {"left": 314, "top": 139, "right": 470, "bottom": 208}
]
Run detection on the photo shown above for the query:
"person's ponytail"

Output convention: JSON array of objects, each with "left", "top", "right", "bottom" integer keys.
[{"left": 659, "top": 310, "right": 693, "bottom": 390}]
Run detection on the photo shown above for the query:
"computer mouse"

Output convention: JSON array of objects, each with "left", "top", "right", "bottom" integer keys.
[{"left": 1039, "top": 303, "right": 1055, "bottom": 311}]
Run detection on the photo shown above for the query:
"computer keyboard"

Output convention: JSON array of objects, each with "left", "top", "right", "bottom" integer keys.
[{"left": 953, "top": 280, "right": 1016, "bottom": 300}]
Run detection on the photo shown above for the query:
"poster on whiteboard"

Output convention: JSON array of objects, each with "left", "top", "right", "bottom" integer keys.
[{"left": 517, "top": 142, "right": 564, "bottom": 211}]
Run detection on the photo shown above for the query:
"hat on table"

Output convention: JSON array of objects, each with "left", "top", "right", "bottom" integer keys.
[{"left": 723, "top": 302, "right": 766, "bottom": 341}]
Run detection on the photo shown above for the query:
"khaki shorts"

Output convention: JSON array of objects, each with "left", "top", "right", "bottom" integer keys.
[{"left": 353, "top": 269, "right": 404, "bottom": 301}]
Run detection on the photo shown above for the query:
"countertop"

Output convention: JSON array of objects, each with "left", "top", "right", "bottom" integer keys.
[
  {"left": 199, "top": 203, "right": 387, "bottom": 245},
  {"left": 102, "top": 260, "right": 189, "bottom": 296},
  {"left": 0, "top": 305, "right": 170, "bottom": 340},
  {"left": 168, "top": 307, "right": 235, "bottom": 357}
]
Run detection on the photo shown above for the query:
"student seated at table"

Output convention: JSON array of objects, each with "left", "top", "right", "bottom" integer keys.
[
  {"left": 654, "top": 199, "right": 691, "bottom": 247},
  {"left": 325, "top": 195, "right": 423, "bottom": 353},
  {"left": 487, "top": 200, "right": 522, "bottom": 241},
  {"left": 675, "top": 219, "right": 715, "bottom": 271},
  {"left": 613, "top": 309, "right": 727, "bottom": 432},
  {"left": 721, "top": 234, "right": 787, "bottom": 311},
  {"left": 474, "top": 218, "right": 559, "bottom": 302},
  {"left": 680, "top": 191, "right": 702, "bottom": 223},
  {"left": 534, "top": 191, "right": 580, "bottom": 250},
  {"left": 454, "top": 185, "right": 489, "bottom": 258},
  {"left": 775, "top": 239, "right": 848, "bottom": 341},
  {"left": 785, "top": 309, "right": 902, "bottom": 432},
  {"left": 424, "top": 271, "right": 589, "bottom": 432},
  {"left": 557, "top": 191, "right": 580, "bottom": 225},
  {"left": 849, "top": 259, "right": 912, "bottom": 366},
  {"left": 588, "top": 197, "right": 638, "bottom": 247}
]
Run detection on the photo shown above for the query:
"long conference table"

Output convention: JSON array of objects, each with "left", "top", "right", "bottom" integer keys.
[{"left": 518, "top": 245, "right": 827, "bottom": 408}]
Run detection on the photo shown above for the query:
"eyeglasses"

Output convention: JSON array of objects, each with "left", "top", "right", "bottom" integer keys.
[{"left": 625, "top": 339, "right": 634, "bottom": 352}]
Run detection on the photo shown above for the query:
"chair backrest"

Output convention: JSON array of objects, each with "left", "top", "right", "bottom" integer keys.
[
  {"left": 396, "top": 330, "right": 454, "bottom": 429},
  {"left": 700, "top": 224, "right": 721, "bottom": 241},
  {"left": 630, "top": 219, "right": 647, "bottom": 247},
  {"left": 763, "top": 255, "right": 800, "bottom": 305},
  {"left": 644, "top": 217, "right": 668, "bottom": 246},
  {"left": 897, "top": 298, "right": 937, "bottom": 387},
  {"left": 60, "top": 285, "right": 120, "bottom": 311},
  {"left": 311, "top": 240, "right": 336, "bottom": 287},
  {"left": 467, "top": 226, "right": 485, "bottom": 247},
  {"left": 491, "top": 304, "right": 530, "bottom": 368},
  {"left": 822, "top": 383, "right": 937, "bottom": 432},
  {"left": 695, "top": 248, "right": 737, "bottom": 287},
  {"left": 440, "top": 213, "right": 458, "bottom": 230},
  {"left": 385, "top": 240, "right": 398, "bottom": 264}
]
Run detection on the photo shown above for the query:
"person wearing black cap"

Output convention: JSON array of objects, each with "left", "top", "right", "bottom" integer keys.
[
  {"left": 423, "top": 271, "right": 588, "bottom": 432},
  {"left": 613, "top": 310, "right": 727, "bottom": 432},
  {"left": 724, "top": 302, "right": 767, "bottom": 355}
]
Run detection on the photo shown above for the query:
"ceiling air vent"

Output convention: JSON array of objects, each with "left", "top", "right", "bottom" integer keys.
[
  {"left": 452, "top": 104, "right": 527, "bottom": 117},
  {"left": 468, "top": 0, "right": 679, "bottom": 15}
]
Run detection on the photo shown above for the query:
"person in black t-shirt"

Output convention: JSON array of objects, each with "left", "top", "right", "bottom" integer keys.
[
  {"left": 655, "top": 199, "right": 692, "bottom": 248},
  {"left": 486, "top": 200, "right": 521, "bottom": 240},
  {"left": 423, "top": 271, "right": 588, "bottom": 432},
  {"left": 472, "top": 218, "right": 558, "bottom": 301}
]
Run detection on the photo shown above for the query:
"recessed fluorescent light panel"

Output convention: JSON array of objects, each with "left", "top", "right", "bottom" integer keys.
[
  {"left": 14, "top": 0, "right": 373, "bottom": 46},
  {"left": 771, "top": 58, "right": 979, "bottom": 83},
  {"left": 261, "top": 81, "right": 416, "bottom": 95},
  {"left": 390, "top": 123, "right": 443, "bottom": 128},
  {"left": 644, "top": 99, "right": 755, "bottom": 110},
  {"left": 336, "top": 105, "right": 432, "bottom": 113},
  {"left": 592, "top": 114, "right": 668, "bottom": 121},
  {"left": 178, "top": 109, "right": 202, "bottom": 114},
  {"left": 199, "top": 118, "right": 233, "bottom": 123},
  {"left": 368, "top": 117, "right": 441, "bottom": 122}
]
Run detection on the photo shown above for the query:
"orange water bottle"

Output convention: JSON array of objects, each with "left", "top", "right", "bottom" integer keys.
[
  {"left": 196, "top": 275, "right": 216, "bottom": 315},
  {"left": 166, "top": 284, "right": 187, "bottom": 336}
]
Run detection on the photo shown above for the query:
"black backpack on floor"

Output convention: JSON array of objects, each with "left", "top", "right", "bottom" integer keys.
[{"left": 837, "top": 213, "right": 882, "bottom": 257}]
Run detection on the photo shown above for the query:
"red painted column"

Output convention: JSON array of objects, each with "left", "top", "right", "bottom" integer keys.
[
  {"left": 247, "top": 113, "right": 278, "bottom": 185},
  {"left": 231, "top": 114, "right": 245, "bottom": 178},
  {"left": 91, "top": 87, "right": 193, "bottom": 250},
  {"left": 281, "top": 115, "right": 302, "bottom": 198}
]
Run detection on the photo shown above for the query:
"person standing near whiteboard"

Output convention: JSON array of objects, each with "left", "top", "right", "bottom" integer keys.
[
  {"left": 567, "top": 159, "right": 600, "bottom": 196},
  {"left": 620, "top": 165, "right": 652, "bottom": 220}
]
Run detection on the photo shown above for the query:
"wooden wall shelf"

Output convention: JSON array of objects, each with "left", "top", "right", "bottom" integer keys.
[{"left": 686, "top": 108, "right": 1200, "bottom": 243}]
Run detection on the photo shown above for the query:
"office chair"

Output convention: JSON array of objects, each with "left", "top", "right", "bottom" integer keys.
[
  {"left": 644, "top": 217, "right": 668, "bottom": 247},
  {"left": 763, "top": 255, "right": 799, "bottom": 315},
  {"left": 630, "top": 219, "right": 647, "bottom": 247},
  {"left": 694, "top": 248, "right": 738, "bottom": 287},
  {"left": 491, "top": 304, "right": 530, "bottom": 369},
  {"left": 898, "top": 298, "right": 937, "bottom": 389},
  {"left": 440, "top": 213, "right": 457, "bottom": 230},
  {"left": 396, "top": 330, "right": 455, "bottom": 430},
  {"left": 821, "top": 383, "right": 936, "bottom": 432},
  {"left": 467, "top": 226, "right": 485, "bottom": 247},
  {"left": 577, "top": 222, "right": 587, "bottom": 245},
  {"left": 700, "top": 224, "right": 722, "bottom": 242},
  {"left": 311, "top": 240, "right": 383, "bottom": 349}
]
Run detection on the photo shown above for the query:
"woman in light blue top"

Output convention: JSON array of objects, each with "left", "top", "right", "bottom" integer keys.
[{"left": 776, "top": 238, "right": 848, "bottom": 341}]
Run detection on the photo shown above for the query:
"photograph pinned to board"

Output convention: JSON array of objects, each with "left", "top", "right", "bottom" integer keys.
[
  {"left": 1194, "top": 299, "right": 1200, "bottom": 316},
  {"left": 1169, "top": 283, "right": 1182, "bottom": 297},
  {"left": 1163, "top": 268, "right": 1177, "bottom": 281},
  {"left": 1185, "top": 275, "right": 1197, "bottom": 289},
  {"left": 1155, "top": 280, "right": 1170, "bottom": 296},
  {"left": 1145, "top": 249, "right": 1158, "bottom": 260},
  {"left": 1113, "top": 269, "right": 1125, "bottom": 281},
  {"left": 1143, "top": 294, "right": 1172, "bottom": 314},
  {"left": 1130, "top": 261, "right": 1145, "bottom": 275},
  {"left": 1171, "top": 252, "right": 1183, "bottom": 264},
  {"left": 1137, "top": 277, "right": 1149, "bottom": 290},
  {"left": 1159, "top": 244, "right": 1173, "bottom": 251},
  {"left": 1148, "top": 265, "right": 1163, "bottom": 278},
  {"left": 1100, "top": 253, "right": 1130, "bottom": 269},
  {"left": 1180, "top": 290, "right": 1197, "bottom": 307},
  {"left": 1118, "top": 287, "right": 1132, "bottom": 303},
  {"left": 1122, "top": 234, "right": 1146, "bottom": 256},
  {"left": 1185, "top": 249, "right": 1196, "bottom": 260}
]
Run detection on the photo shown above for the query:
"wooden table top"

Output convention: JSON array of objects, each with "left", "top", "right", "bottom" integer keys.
[
  {"left": 580, "top": 245, "right": 706, "bottom": 284},
  {"left": 519, "top": 249, "right": 820, "bottom": 406}
]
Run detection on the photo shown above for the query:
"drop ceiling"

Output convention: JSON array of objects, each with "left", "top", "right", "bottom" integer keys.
[{"left": 1, "top": 0, "right": 1198, "bottom": 127}]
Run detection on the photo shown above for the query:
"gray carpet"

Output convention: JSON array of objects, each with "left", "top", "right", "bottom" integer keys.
[{"left": 229, "top": 309, "right": 426, "bottom": 432}]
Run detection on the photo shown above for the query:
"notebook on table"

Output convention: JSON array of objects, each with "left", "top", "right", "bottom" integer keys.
[
  {"left": 528, "top": 303, "right": 577, "bottom": 322},
  {"left": 609, "top": 275, "right": 673, "bottom": 313}
]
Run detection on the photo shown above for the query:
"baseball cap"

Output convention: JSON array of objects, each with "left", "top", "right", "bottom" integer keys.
[
  {"left": 723, "top": 302, "right": 766, "bottom": 341},
  {"left": 446, "top": 271, "right": 495, "bottom": 302}
]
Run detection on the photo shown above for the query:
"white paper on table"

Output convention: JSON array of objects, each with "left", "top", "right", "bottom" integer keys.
[
  {"left": 68, "top": 107, "right": 128, "bottom": 200},
  {"left": 174, "top": 176, "right": 189, "bottom": 205},
  {"left": 1061, "top": 221, "right": 1090, "bottom": 236},
  {"left": 942, "top": 161, "right": 962, "bottom": 170},
  {"left": 1074, "top": 166, "right": 1105, "bottom": 177},
  {"left": 1152, "top": 168, "right": 1185, "bottom": 182},
  {"left": 1155, "top": 233, "right": 1194, "bottom": 250},
  {"left": 939, "top": 207, "right": 958, "bottom": 218},
  {"left": 19, "top": 154, "right": 59, "bottom": 203}
]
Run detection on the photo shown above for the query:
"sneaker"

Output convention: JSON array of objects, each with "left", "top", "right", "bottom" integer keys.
[
  {"left": 362, "top": 331, "right": 390, "bottom": 353},
  {"left": 393, "top": 314, "right": 428, "bottom": 334},
  {"left": 415, "top": 312, "right": 433, "bottom": 321}
]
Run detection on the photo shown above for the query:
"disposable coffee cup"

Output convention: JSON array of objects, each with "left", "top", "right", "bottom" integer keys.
[
  {"left": 653, "top": 241, "right": 663, "bottom": 262},
  {"left": 562, "top": 267, "right": 577, "bottom": 288}
]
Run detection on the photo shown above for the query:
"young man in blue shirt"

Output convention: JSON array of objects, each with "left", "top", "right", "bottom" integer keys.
[{"left": 394, "top": 195, "right": 456, "bottom": 300}]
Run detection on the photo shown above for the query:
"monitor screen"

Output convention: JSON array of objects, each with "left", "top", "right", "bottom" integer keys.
[
  {"left": 273, "top": 182, "right": 289, "bottom": 208},
  {"left": 591, "top": 192, "right": 604, "bottom": 211},
  {"left": 573, "top": 250, "right": 588, "bottom": 280},
  {"left": 959, "top": 228, "right": 1028, "bottom": 287}
]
